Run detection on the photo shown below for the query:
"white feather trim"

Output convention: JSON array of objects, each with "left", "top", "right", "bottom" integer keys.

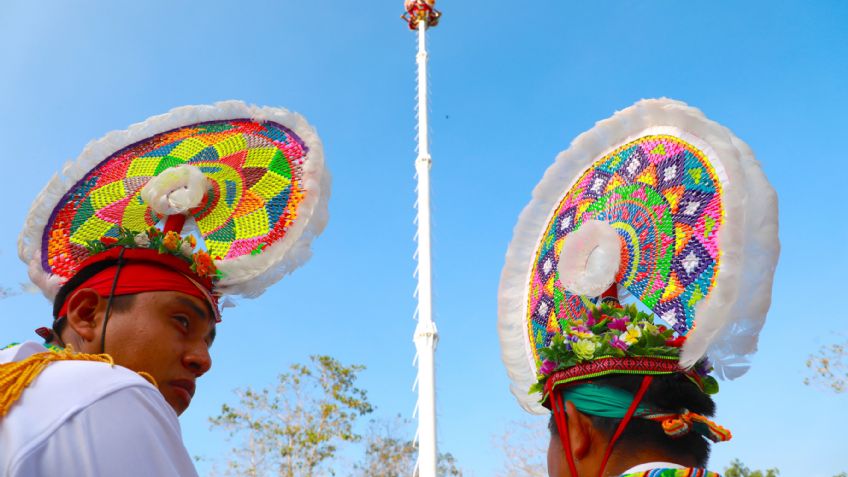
[
  {"left": 141, "top": 164, "right": 208, "bottom": 215},
  {"left": 556, "top": 220, "right": 621, "bottom": 297},
  {"left": 680, "top": 136, "right": 780, "bottom": 376},
  {"left": 18, "top": 100, "right": 330, "bottom": 301},
  {"left": 498, "top": 98, "right": 779, "bottom": 414}
]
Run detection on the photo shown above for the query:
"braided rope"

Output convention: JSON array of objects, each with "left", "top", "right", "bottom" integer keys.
[{"left": 0, "top": 345, "right": 157, "bottom": 418}]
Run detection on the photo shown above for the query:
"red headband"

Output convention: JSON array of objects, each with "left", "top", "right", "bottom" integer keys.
[{"left": 57, "top": 261, "right": 219, "bottom": 320}]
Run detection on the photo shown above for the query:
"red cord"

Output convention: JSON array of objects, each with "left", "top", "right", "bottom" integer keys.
[
  {"left": 552, "top": 390, "right": 580, "bottom": 477},
  {"left": 596, "top": 375, "right": 654, "bottom": 477}
]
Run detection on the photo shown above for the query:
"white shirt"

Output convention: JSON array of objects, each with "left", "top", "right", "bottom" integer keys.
[{"left": 0, "top": 342, "right": 199, "bottom": 477}]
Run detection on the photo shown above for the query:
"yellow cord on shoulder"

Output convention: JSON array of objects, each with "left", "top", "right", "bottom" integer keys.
[{"left": 0, "top": 345, "right": 157, "bottom": 418}]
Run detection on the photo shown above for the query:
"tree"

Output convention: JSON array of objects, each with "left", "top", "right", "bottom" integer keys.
[
  {"left": 209, "top": 355, "right": 373, "bottom": 477},
  {"left": 493, "top": 418, "right": 548, "bottom": 477},
  {"left": 805, "top": 338, "right": 847, "bottom": 393},
  {"left": 723, "top": 459, "right": 779, "bottom": 477},
  {"left": 351, "top": 416, "right": 463, "bottom": 477}
]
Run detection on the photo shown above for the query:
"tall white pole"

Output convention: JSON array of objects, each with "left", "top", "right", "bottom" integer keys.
[{"left": 412, "top": 12, "right": 438, "bottom": 477}]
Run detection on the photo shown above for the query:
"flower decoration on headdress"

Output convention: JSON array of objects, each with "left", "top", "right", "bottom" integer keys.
[
  {"left": 84, "top": 227, "right": 221, "bottom": 280},
  {"left": 530, "top": 302, "right": 719, "bottom": 397}
]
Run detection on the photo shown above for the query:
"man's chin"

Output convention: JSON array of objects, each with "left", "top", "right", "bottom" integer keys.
[{"left": 162, "top": 388, "right": 190, "bottom": 416}]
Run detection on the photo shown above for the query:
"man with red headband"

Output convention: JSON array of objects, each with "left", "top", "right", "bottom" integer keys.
[
  {"left": 497, "top": 100, "right": 779, "bottom": 476},
  {"left": 0, "top": 245, "right": 218, "bottom": 475},
  {"left": 1, "top": 101, "right": 330, "bottom": 476}
]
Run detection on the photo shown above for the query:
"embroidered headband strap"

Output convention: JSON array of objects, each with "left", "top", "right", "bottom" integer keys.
[{"left": 560, "top": 383, "right": 733, "bottom": 443}]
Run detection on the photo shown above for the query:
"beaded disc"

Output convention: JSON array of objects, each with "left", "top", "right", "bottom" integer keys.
[
  {"left": 21, "top": 101, "right": 329, "bottom": 299},
  {"left": 526, "top": 135, "right": 724, "bottom": 366},
  {"left": 44, "top": 119, "right": 306, "bottom": 279},
  {"left": 499, "top": 99, "right": 779, "bottom": 414}
]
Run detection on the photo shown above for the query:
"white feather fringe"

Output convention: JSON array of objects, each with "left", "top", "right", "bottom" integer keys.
[
  {"left": 497, "top": 98, "right": 779, "bottom": 414},
  {"left": 18, "top": 100, "right": 330, "bottom": 301}
]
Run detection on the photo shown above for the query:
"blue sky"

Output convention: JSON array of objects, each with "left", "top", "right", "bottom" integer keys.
[{"left": 1, "top": 1, "right": 846, "bottom": 476}]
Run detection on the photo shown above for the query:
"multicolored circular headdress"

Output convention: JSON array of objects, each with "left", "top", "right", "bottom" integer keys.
[
  {"left": 19, "top": 101, "right": 329, "bottom": 307},
  {"left": 498, "top": 99, "right": 779, "bottom": 414}
]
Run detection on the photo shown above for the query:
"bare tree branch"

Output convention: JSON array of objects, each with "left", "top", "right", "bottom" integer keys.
[{"left": 493, "top": 417, "right": 548, "bottom": 477}]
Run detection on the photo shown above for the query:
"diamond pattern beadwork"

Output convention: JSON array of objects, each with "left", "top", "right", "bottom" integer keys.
[{"left": 526, "top": 135, "right": 724, "bottom": 367}]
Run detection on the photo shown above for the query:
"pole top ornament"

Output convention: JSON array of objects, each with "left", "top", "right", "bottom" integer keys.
[{"left": 402, "top": 0, "right": 441, "bottom": 30}]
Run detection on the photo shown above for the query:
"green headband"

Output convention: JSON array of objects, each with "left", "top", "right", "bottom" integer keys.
[
  {"left": 561, "top": 384, "right": 652, "bottom": 419},
  {"left": 560, "top": 383, "right": 733, "bottom": 443}
]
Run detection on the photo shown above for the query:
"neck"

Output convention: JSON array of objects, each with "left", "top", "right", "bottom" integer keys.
[{"left": 600, "top": 447, "right": 695, "bottom": 476}]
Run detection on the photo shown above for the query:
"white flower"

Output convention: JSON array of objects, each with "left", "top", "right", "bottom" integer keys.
[
  {"left": 179, "top": 241, "right": 194, "bottom": 257},
  {"left": 134, "top": 233, "right": 151, "bottom": 247},
  {"left": 141, "top": 164, "right": 208, "bottom": 215}
]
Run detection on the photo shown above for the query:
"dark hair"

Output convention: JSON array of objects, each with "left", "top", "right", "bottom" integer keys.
[
  {"left": 50, "top": 294, "right": 138, "bottom": 344},
  {"left": 549, "top": 373, "right": 715, "bottom": 466}
]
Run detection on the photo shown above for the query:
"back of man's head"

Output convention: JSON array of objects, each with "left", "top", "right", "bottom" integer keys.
[{"left": 550, "top": 373, "right": 716, "bottom": 468}]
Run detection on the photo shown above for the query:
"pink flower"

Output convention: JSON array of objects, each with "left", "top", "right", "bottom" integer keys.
[
  {"left": 610, "top": 335, "right": 630, "bottom": 350},
  {"left": 540, "top": 359, "right": 557, "bottom": 376},
  {"left": 586, "top": 309, "right": 596, "bottom": 327},
  {"left": 609, "top": 317, "right": 628, "bottom": 332}
]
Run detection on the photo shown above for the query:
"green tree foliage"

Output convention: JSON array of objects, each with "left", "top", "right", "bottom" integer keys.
[
  {"left": 209, "top": 355, "right": 373, "bottom": 477},
  {"left": 352, "top": 416, "right": 462, "bottom": 477},
  {"left": 805, "top": 339, "right": 847, "bottom": 393},
  {"left": 723, "top": 459, "right": 779, "bottom": 477}
]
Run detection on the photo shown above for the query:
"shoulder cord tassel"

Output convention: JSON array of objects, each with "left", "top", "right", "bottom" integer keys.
[
  {"left": 0, "top": 345, "right": 157, "bottom": 419},
  {"left": 639, "top": 409, "right": 732, "bottom": 442}
]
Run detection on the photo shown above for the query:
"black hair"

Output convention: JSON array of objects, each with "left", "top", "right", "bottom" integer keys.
[
  {"left": 549, "top": 373, "right": 716, "bottom": 467},
  {"left": 48, "top": 294, "right": 137, "bottom": 345}
]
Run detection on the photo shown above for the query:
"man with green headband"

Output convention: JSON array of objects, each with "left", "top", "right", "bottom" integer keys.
[
  {"left": 547, "top": 376, "right": 718, "bottom": 474},
  {"left": 497, "top": 99, "right": 779, "bottom": 477},
  {"left": 534, "top": 301, "right": 731, "bottom": 477},
  {"left": 539, "top": 303, "right": 728, "bottom": 477}
]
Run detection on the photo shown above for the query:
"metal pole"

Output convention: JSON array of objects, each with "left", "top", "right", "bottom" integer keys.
[{"left": 412, "top": 13, "right": 439, "bottom": 477}]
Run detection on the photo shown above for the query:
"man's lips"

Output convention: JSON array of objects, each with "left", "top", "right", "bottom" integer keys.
[{"left": 170, "top": 379, "right": 196, "bottom": 405}]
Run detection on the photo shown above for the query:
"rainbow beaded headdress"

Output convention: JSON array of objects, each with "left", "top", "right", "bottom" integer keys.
[
  {"left": 498, "top": 99, "right": 779, "bottom": 414},
  {"left": 19, "top": 100, "right": 329, "bottom": 308}
]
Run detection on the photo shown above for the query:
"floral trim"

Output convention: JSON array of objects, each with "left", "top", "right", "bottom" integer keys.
[
  {"left": 531, "top": 303, "right": 718, "bottom": 396},
  {"left": 84, "top": 227, "right": 221, "bottom": 280}
]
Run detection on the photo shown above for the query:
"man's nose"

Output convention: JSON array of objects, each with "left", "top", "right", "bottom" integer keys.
[{"left": 184, "top": 341, "right": 212, "bottom": 377}]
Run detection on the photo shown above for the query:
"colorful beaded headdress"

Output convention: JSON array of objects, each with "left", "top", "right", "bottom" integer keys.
[
  {"left": 18, "top": 100, "right": 330, "bottom": 312},
  {"left": 498, "top": 99, "right": 779, "bottom": 414}
]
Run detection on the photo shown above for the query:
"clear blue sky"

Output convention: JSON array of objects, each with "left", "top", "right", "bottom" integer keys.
[{"left": 1, "top": 1, "right": 846, "bottom": 476}]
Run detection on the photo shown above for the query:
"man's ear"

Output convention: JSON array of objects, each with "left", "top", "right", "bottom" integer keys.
[
  {"left": 64, "top": 288, "right": 104, "bottom": 343},
  {"left": 565, "top": 400, "right": 594, "bottom": 460}
]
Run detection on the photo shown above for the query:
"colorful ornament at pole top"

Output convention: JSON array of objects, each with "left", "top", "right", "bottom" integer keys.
[{"left": 402, "top": 0, "right": 441, "bottom": 30}]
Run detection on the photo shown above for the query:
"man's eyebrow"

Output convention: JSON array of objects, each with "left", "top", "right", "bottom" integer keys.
[{"left": 175, "top": 296, "right": 212, "bottom": 322}]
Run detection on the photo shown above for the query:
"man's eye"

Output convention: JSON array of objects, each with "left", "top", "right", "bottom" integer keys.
[{"left": 174, "top": 316, "right": 190, "bottom": 329}]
